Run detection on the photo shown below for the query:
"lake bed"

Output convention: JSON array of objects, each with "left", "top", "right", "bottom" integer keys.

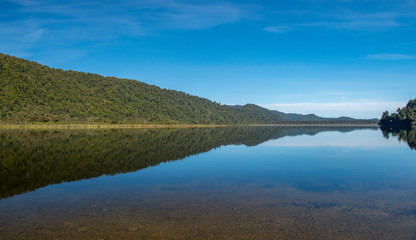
[{"left": 1, "top": 127, "right": 415, "bottom": 239}]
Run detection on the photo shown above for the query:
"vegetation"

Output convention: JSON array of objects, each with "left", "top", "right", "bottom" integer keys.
[
  {"left": 0, "top": 53, "right": 376, "bottom": 125},
  {"left": 0, "top": 126, "right": 376, "bottom": 199},
  {"left": 0, "top": 53, "right": 282, "bottom": 124},
  {"left": 379, "top": 99, "right": 416, "bottom": 127}
]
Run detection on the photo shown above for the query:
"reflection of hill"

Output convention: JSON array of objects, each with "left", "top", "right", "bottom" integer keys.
[
  {"left": 0, "top": 126, "right": 377, "bottom": 199},
  {"left": 381, "top": 126, "right": 416, "bottom": 150}
]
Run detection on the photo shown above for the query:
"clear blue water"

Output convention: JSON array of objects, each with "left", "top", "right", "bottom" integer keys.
[{"left": 1, "top": 127, "right": 415, "bottom": 239}]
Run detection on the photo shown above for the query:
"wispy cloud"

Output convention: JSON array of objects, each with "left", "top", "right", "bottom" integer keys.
[
  {"left": 316, "top": 10, "right": 401, "bottom": 30},
  {"left": 23, "top": 29, "right": 45, "bottom": 42},
  {"left": 300, "top": 19, "right": 399, "bottom": 30},
  {"left": 264, "top": 3, "right": 413, "bottom": 32},
  {"left": 6, "top": 0, "right": 41, "bottom": 6},
  {"left": 5, "top": 0, "right": 254, "bottom": 34},
  {"left": 263, "top": 25, "right": 293, "bottom": 33},
  {"left": 265, "top": 18, "right": 399, "bottom": 33},
  {"left": 366, "top": 54, "right": 416, "bottom": 60},
  {"left": 1, "top": 0, "right": 256, "bottom": 59},
  {"left": 153, "top": 3, "right": 252, "bottom": 30}
]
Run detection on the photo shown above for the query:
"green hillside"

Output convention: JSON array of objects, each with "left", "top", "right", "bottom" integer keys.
[
  {"left": 0, "top": 53, "right": 376, "bottom": 125},
  {"left": 0, "top": 53, "right": 282, "bottom": 124}
]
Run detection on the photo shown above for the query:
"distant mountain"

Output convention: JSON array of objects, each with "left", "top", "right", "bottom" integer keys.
[
  {"left": 0, "top": 53, "right": 376, "bottom": 124},
  {"left": 272, "top": 110, "right": 378, "bottom": 123}
]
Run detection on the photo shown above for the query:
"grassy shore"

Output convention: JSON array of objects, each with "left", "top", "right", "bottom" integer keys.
[
  {"left": 0, "top": 123, "right": 379, "bottom": 129},
  {"left": 0, "top": 124, "right": 231, "bottom": 129}
]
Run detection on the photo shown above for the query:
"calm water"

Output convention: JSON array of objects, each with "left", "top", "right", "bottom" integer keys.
[{"left": 1, "top": 126, "right": 415, "bottom": 239}]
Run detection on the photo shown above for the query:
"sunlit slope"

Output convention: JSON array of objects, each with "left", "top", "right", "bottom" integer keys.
[
  {"left": 0, "top": 53, "right": 282, "bottom": 124},
  {"left": 0, "top": 53, "right": 377, "bottom": 124}
]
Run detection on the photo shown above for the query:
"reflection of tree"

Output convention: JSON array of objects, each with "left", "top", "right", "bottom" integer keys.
[
  {"left": 0, "top": 126, "right": 376, "bottom": 199},
  {"left": 381, "top": 126, "right": 416, "bottom": 150}
]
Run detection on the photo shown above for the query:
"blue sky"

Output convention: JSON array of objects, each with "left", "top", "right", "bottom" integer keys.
[{"left": 1, "top": 0, "right": 415, "bottom": 118}]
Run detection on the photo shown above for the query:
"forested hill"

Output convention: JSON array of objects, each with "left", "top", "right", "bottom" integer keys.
[
  {"left": 0, "top": 53, "right": 376, "bottom": 124},
  {"left": 0, "top": 53, "right": 281, "bottom": 124},
  {"left": 380, "top": 99, "right": 416, "bottom": 127}
]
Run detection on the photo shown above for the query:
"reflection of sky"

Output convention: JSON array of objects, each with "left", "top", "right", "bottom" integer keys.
[
  {"left": 30, "top": 128, "right": 416, "bottom": 197},
  {"left": 2, "top": 131, "right": 416, "bottom": 239},
  {"left": 260, "top": 129, "right": 405, "bottom": 148},
  {"left": 2, "top": 128, "right": 416, "bottom": 210}
]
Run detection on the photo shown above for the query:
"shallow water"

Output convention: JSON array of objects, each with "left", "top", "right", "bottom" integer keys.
[{"left": 1, "top": 126, "right": 416, "bottom": 239}]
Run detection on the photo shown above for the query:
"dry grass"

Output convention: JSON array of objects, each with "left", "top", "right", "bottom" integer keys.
[{"left": 0, "top": 124, "right": 230, "bottom": 129}]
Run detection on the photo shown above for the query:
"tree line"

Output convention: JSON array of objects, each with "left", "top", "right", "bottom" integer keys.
[{"left": 380, "top": 99, "right": 416, "bottom": 127}]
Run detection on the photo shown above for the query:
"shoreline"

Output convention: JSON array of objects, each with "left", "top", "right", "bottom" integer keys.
[
  {"left": 244, "top": 123, "right": 379, "bottom": 127},
  {"left": 0, "top": 124, "right": 229, "bottom": 129},
  {"left": 0, "top": 123, "right": 380, "bottom": 129}
]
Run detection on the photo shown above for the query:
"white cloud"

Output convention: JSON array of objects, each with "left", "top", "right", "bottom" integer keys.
[
  {"left": 5, "top": 0, "right": 42, "bottom": 6},
  {"left": 301, "top": 19, "right": 399, "bottom": 30},
  {"left": 366, "top": 54, "right": 416, "bottom": 60},
  {"left": 262, "top": 101, "right": 407, "bottom": 119},
  {"left": 24, "top": 29, "right": 45, "bottom": 41},
  {"left": 268, "top": 7, "right": 411, "bottom": 31},
  {"left": 155, "top": 3, "right": 253, "bottom": 30},
  {"left": 0, "top": 0, "right": 256, "bottom": 60},
  {"left": 6, "top": 0, "right": 254, "bottom": 32},
  {"left": 263, "top": 25, "right": 293, "bottom": 33}
]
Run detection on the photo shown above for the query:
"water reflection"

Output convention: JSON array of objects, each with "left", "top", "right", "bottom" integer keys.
[
  {"left": 1, "top": 126, "right": 416, "bottom": 240},
  {"left": 381, "top": 126, "right": 416, "bottom": 150},
  {"left": 1, "top": 126, "right": 376, "bottom": 199}
]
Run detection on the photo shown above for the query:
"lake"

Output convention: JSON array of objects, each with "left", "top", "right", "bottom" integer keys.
[{"left": 1, "top": 126, "right": 415, "bottom": 239}]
